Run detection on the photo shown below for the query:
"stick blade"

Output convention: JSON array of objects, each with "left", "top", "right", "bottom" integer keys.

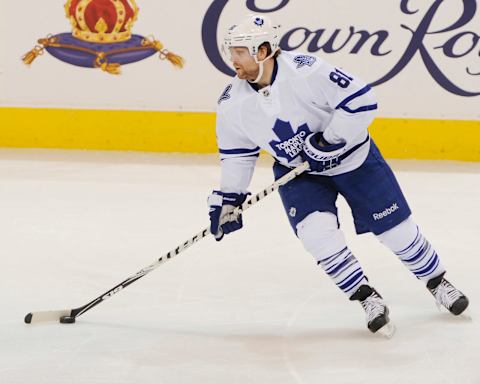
[{"left": 24, "top": 309, "right": 73, "bottom": 324}]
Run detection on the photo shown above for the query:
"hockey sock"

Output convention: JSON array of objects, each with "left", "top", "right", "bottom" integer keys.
[
  {"left": 297, "top": 212, "right": 368, "bottom": 296},
  {"left": 377, "top": 217, "right": 445, "bottom": 283},
  {"left": 316, "top": 246, "right": 369, "bottom": 296}
]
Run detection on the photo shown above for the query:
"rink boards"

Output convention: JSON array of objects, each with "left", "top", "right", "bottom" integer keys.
[
  {"left": 0, "top": 1, "right": 479, "bottom": 160},
  {"left": 0, "top": 107, "right": 479, "bottom": 161}
]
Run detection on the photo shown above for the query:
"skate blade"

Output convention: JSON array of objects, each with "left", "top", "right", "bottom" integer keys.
[
  {"left": 436, "top": 304, "right": 472, "bottom": 320},
  {"left": 377, "top": 322, "right": 396, "bottom": 338}
]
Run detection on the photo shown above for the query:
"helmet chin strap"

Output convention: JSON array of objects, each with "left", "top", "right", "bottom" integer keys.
[
  {"left": 248, "top": 61, "right": 265, "bottom": 84},
  {"left": 248, "top": 52, "right": 275, "bottom": 84}
]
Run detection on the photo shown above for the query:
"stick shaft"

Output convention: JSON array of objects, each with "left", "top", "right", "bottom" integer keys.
[{"left": 27, "top": 162, "right": 309, "bottom": 322}]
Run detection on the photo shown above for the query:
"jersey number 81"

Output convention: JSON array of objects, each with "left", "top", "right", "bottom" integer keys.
[{"left": 329, "top": 68, "right": 353, "bottom": 89}]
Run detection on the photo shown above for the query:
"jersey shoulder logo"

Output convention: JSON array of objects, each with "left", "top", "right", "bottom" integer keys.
[
  {"left": 293, "top": 55, "right": 316, "bottom": 69},
  {"left": 269, "top": 119, "right": 311, "bottom": 161},
  {"left": 218, "top": 84, "right": 233, "bottom": 105}
]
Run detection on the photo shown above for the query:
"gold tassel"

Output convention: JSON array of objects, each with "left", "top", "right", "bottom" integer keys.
[
  {"left": 142, "top": 36, "right": 164, "bottom": 51},
  {"left": 22, "top": 46, "right": 44, "bottom": 65},
  {"left": 142, "top": 37, "right": 184, "bottom": 69},
  {"left": 153, "top": 40, "right": 164, "bottom": 52},
  {"left": 99, "top": 61, "right": 121, "bottom": 75},
  {"left": 95, "top": 55, "right": 121, "bottom": 75},
  {"left": 165, "top": 51, "right": 185, "bottom": 69}
]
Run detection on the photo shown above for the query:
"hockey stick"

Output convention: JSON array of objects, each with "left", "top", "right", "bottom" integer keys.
[{"left": 24, "top": 161, "right": 310, "bottom": 324}]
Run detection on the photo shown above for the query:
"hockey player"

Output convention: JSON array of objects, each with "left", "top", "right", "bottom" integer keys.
[{"left": 207, "top": 14, "right": 469, "bottom": 335}]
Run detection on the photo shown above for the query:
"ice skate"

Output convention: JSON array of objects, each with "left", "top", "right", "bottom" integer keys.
[
  {"left": 427, "top": 273, "right": 469, "bottom": 316},
  {"left": 350, "top": 285, "right": 395, "bottom": 338}
]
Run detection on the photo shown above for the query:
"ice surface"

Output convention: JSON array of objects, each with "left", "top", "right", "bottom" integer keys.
[{"left": 0, "top": 149, "right": 479, "bottom": 384}]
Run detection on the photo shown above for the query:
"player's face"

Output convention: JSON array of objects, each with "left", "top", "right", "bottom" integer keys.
[{"left": 229, "top": 47, "right": 259, "bottom": 81}]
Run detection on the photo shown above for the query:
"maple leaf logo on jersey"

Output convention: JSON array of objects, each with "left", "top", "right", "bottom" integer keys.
[{"left": 269, "top": 119, "right": 311, "bottom": 161}]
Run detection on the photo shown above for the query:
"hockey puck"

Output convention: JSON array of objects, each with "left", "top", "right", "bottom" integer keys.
[
  {"left": 59, "top": 316, "right": 76, "bottom": 324},
  {"left": 24, "top": 313, "right": 33, "bottom": 324}
]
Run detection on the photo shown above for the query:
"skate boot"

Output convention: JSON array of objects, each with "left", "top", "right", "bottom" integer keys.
[
  {"left": 427, "top": 273, "right": 469, "bottom": 315},
  {"left": 350, "top": 285, "right": 395, "bottom": 337}
]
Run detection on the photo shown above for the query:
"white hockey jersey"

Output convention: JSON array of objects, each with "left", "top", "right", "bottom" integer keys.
[{"left": 216, "top": 50, "right": 378, "bottom": 193}]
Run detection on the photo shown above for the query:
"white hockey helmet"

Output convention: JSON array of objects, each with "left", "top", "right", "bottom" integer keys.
[{"left": 222, "top": 14, "right": 281, "bottom": 62}]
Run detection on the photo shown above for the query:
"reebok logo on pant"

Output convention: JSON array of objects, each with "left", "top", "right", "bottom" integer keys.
[{"left": 373, "top": 203, "right": 399, "bottom": 221}]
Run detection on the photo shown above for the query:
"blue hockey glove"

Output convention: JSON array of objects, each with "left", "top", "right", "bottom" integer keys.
[
  {"left": 208, "top": 190, "right": 250, "bottom": 241},
  {"left": 301, "top": 132, "right": 346, "bottom": 172}
]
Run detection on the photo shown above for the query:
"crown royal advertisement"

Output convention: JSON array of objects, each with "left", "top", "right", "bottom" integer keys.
[
  {"left": 23, "top": 0, "right": 184, "bottom": 74},
  {"left": 0, "top": 0, "right": 478, "bottom": 119}
]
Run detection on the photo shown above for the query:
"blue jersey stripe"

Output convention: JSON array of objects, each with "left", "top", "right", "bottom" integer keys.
[
  {"left": 335, "top": 85, "right": 372, "bottom": 109},
  {"left": 221, "top": 154, "right": 260, "bottom": 161},
  {"left": 340, "top": 104, "right": 378, "bottom": 114},
  {"left": 335, "top": 85, "right": 378, "bottom": 114},
  {"left": 219, "top": 147, "right": 261, "bottom": 155}
]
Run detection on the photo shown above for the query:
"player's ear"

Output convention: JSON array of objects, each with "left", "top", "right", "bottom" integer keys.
[{"left": 257, "top": 44, "right": 269, "bottom": 61}]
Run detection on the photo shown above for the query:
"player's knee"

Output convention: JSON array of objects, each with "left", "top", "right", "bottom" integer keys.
[
  {"left": 296, "top": 211, "right": 346, "bottom": 260},
  {"left": 376, "top": 216, "right": 418, "bottom": 252}
]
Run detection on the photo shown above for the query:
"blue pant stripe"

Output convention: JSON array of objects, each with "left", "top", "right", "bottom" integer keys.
[
  {"left": 332, "top": 259, "right": 357, "bottom": 279},
  {"left": 317, "top": 247, "right": 348, "bottom": 266},
  {"left": 417, "top": 257, "right": 440, "bottom": 278},
  {"left": 339, "top": 271, "right": 364, "bottom": 292},
  {"left": 396, "top": 227, "right": 421, "bottom": 255},
  {"left": 337, "top": 268, "right": 362, "bottom": 287},
  {"left": 412, "top": 252, "right": 435, "bottom": 273},
  {"left": 323, "top": 251, "right": 349, "bottom": 271},
  {"left": 326, "top": 254, "right": 353, "bottom": 276},
  {"left": 403, "top": 239, "right": 429, "bottom": 263},
  {"left": 414, "top": 253, "right": 439, "bottom": 277}
]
